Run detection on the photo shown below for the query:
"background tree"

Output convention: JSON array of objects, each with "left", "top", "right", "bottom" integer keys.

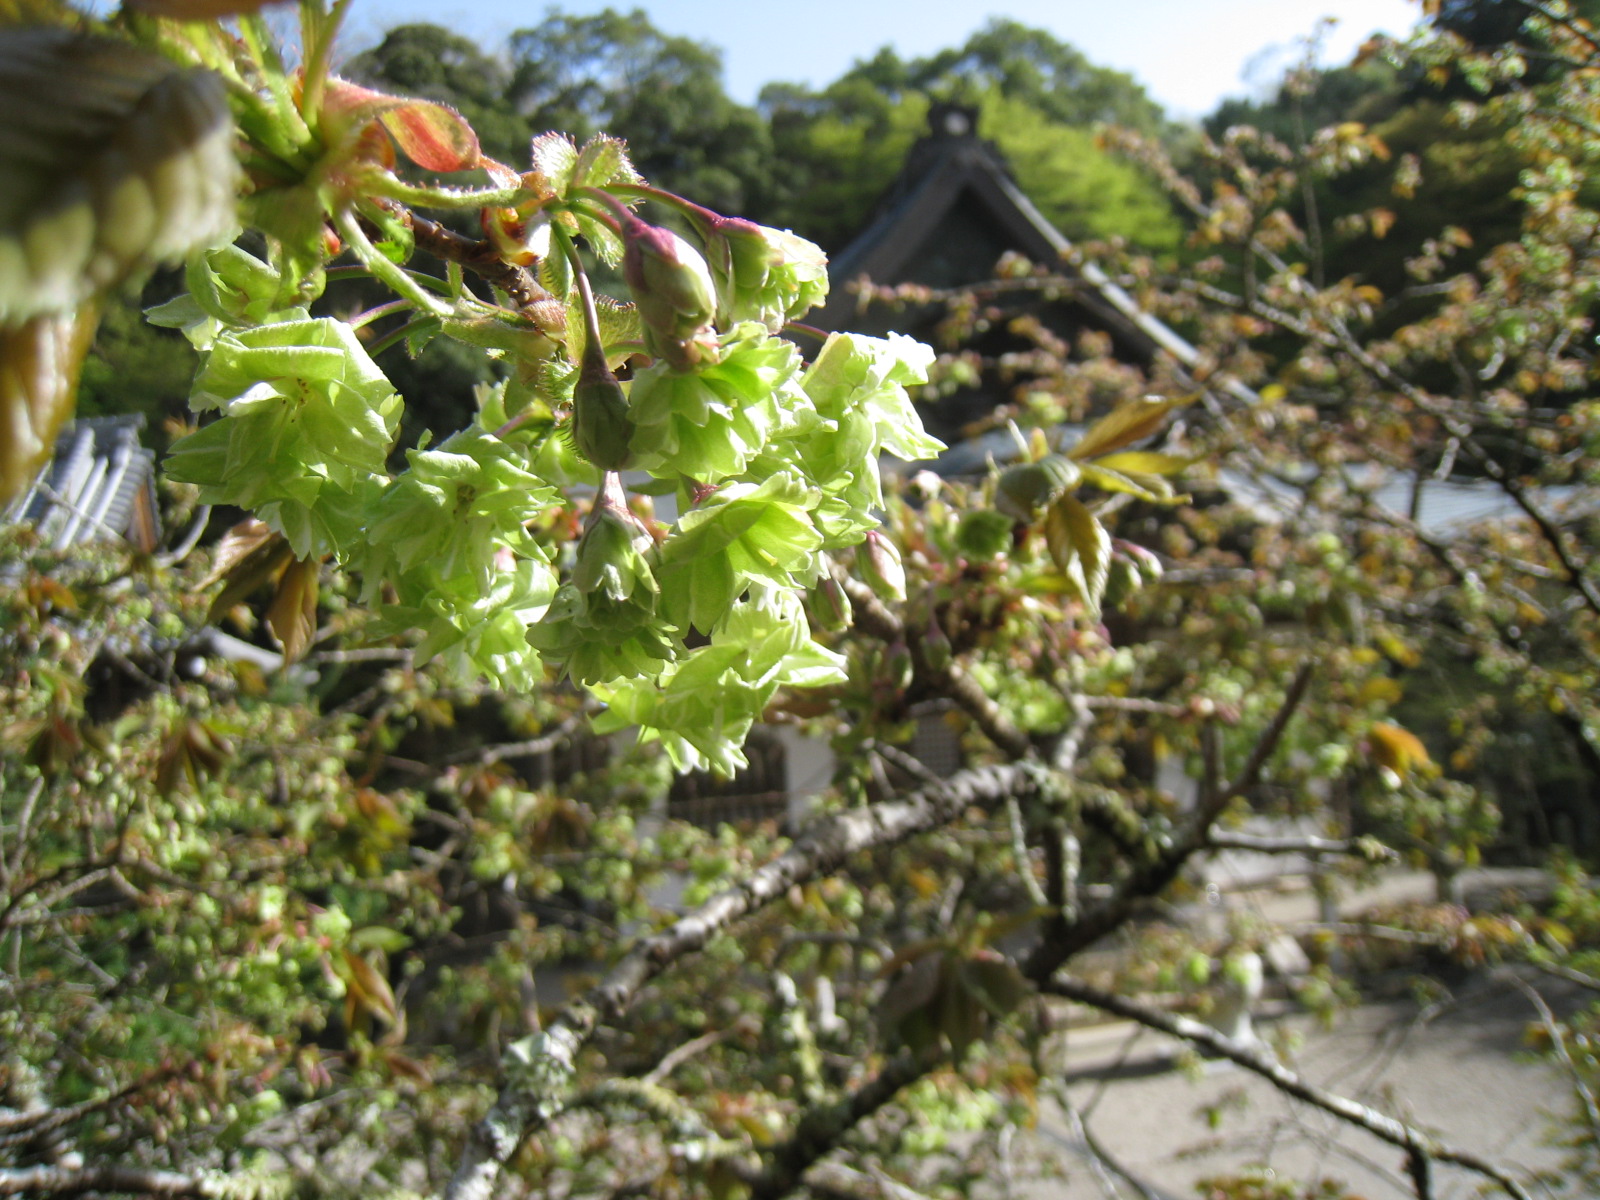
[
  {"left": 760, "top": 20, "right": 1183, "bottom": 252},
  {"left": 3, "top": 4, "right": 1599, "bottom": 1200},
  {"left": 506, "top": 9, "right": 776, "bottom": 217}
]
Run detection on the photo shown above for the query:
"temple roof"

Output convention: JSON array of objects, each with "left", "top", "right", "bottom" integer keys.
[{"left": 814, "top": 102, "right": 1206, "bottom": 371}]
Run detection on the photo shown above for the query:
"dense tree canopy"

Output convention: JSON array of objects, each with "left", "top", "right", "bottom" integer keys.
[{"left": 4, "top": 3, "right": 1600, "bottom": 1200}]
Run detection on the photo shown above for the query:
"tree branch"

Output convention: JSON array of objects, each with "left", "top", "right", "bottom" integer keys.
[
  {"left": 0, "top": 1164, "right": 236, "bottom": 1197},
  {"left": 1206, "top": 830, "right": 1397, "bottom": 861},
  {"left": 1025, "top": 664, "right": 1314, "bottom": 978},
  {"left": 1043, "top": 975, "right": 1535, "bottom": 1200},
  {"left": 444, "top": 762, "right": 1055, "bottom": 1200},
  {"left": 744, "top": 1048, "right": 944, "bottom": 1200}
]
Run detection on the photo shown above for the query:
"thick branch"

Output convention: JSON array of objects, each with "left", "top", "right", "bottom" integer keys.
[
  {"left": 444, "top": 762, "right": 1053, "bottom": 1200},
  {"left": 745, "top": 1049, "right": 943, "bottom": 1200},
  {"left": 1044, "top": 975, "right": 1535, "bottom": 1200},
  {"left": 0, "top": 1164, "right": 232, "bottom": 1197},
  {"left": 1026, "top": 664, "right": 1314, "bottom": 977}
]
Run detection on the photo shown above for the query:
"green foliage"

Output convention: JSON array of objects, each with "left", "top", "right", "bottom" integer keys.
[
  {"left": 980, "top": 92, "right": 1183, "bottom": 253},
  {"left": 9, "top": 5, "right": 1600, "bottom": 1199}
]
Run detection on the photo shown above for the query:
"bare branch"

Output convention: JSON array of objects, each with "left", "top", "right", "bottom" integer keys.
[
  {"left": 1531, "top": 958, "right": 1600, "bottom": 994},
  {"left": 1043, "top": 975, "right": 1536, "bottom": 1200},
  {"left": 1207, "top": 830, "right": 1397, "bottom": 861},
  {"left": 1506, "top": 972, "right": 1600, "bottom": 1149},
  {"left": 1026, "top": 664, "right": 1315, "bottom": 978}
]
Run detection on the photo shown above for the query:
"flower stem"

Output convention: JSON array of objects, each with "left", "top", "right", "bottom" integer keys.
[{"left": 335, "top": 207, "right": 451, "bottom": 319}]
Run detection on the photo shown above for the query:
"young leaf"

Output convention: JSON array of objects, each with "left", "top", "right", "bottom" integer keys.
[
  {"left": 1067, "top": 395, "right": 1185, "bottom": 461},
  {"left": 266, "top": 556, "right": 319, "bottom": 663},
  {"left": 1043, "top": 494, "right": 1111, "bottom": 618}
]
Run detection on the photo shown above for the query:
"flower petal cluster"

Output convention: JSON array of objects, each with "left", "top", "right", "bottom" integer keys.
[
  {"left": 165, "top": 315, "right": 402, "bottom": 557},
  {"left": 594, "top": 585, "right": 846, "bottom": 776},
  {"left": 526, "top": 496, "right": 676, "bottom": 687},
  {"left": 655, "top": 472, "right": 825, "bottom": 634},
  {"left": 627, "top": 322, "right": 817, "bottom": 482},
  {"left": 748, "top": 331, "right": 944, "bottom": 547},
  {"left": 363, "top": 428, "right": 554, "bottom": 588},
  {"left": 702, "top": 218, "right": 830, "bottom": 332}
]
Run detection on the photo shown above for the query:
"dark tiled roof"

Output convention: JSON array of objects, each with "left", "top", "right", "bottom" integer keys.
[
  {"left": 814, "top": 105, "right": 1252, "bottom": 408},
  {"left": 4, "top": 414, "right": 160, "bottom": 551}
]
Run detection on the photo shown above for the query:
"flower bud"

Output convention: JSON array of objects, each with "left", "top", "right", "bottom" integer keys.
[
  {"left": 883, "top": 640, "right": 914, "bottom": 692},
  {"left": 1103, "top": 555, "right": 1141, "bottom": 611},
  {"left": 806, "top": 577, "right": 852, "bottom": 633},
  {"left": 1120, "top": 540, "right": 1164, "bottom": 585},
  {"left": 620, "top": 216, "right": 718, "bottom": 369},
  {"left": 700, "top": 215, "right": 829, "bottom": 331},
  {"left": 858, "top": 530, "right": 906, "bottom": 603},
  {"left": 572, "top": 328, "right": 633, "bottom": 471},
  {"left": 574, "top": 477, "right": 655, "bottom": 604}
]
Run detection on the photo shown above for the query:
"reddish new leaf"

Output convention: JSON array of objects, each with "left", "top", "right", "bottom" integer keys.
[
  {"left": 320, "top": 77, "right": 480, "bottom": 173},
  {"left": 266, "top": 556, "right": 318, "bottom": 663}
]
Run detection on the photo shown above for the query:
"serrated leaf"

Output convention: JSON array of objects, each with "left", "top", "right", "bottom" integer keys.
[
  {"left": 1043, "top": 495, "right": 1111, "bottom": 618},
  {"left": 266, "top": 556, "right": 318, "bottom": 663},
  {"left": 322, "top": 78, "right": 481, "bottom": 173},
  {"left": 1068, "top": 395, "right": 1185, "bottom": 461},
  {"left": 528, "top": 132, "right": 579, "bottom": 197},
  {"left": 341, "top": 949, "right": 398, "bottom": 1027},
  {"left": 201, "top": 517, "right": 285, "bottom": 589},
  {"left": 571, "top": 135, "right": 639, "bottom": 193},
  {"left": 378, "top": 100, "right": 479, "bottom": 172},
  {"left": 961, "top": 956, "right": 1031, "bottom": 1020}
]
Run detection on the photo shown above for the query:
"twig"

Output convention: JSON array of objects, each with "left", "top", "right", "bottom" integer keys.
[
  {"left": 1530, "top": 958, "right": 1600, "bottom": 993},
  {"left": 1043, "top": 975, "right": 1535, "bottom": 1200},
  {"left": 1506, "top": 972, "right": 1600, "bottom": 1149},
  {"left": 405, "top": 210, "right": 563, "bottom": 318},
  {"left": 832, "top": 566, "right": 1032, "bottom": 759},
  {"left": 1207, "top": 831, "right": 1397, "bottom": 860},
  {"left": 445, "top": 712, "right": 589, "bottom": 767},
  {"left": 641, "top": 1027, "right": 732, "bottom": 1087}
]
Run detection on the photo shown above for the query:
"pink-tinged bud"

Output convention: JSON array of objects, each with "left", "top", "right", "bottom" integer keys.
[
  {"left": 699, "top": 214, "right": 829, "bottom": 330},
  {"left": 620, "top": 217, "right": 718, "bottom": 368},
  {"left": 1116, "top": 539, "right": 1164, "bottom": 585},
  {"left": 859, "top": 531, "right": 906, "bottom": 603}
]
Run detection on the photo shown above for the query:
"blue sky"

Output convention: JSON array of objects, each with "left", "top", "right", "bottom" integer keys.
[{"left": 339, "top": 0, "right": 1422, "bottom": 120}]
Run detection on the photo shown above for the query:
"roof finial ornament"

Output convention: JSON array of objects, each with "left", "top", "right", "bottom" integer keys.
[{"left": 929, "top": 101, "right": 979, "bottom": 139}]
